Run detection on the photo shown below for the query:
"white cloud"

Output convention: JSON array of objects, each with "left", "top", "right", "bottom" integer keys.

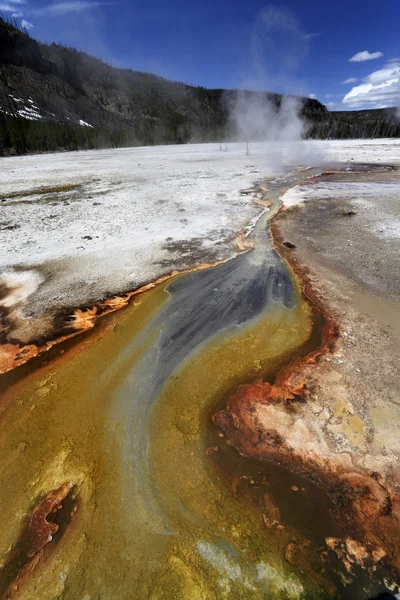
[
  {"left": 308, "top": 93, "right": 317, "bottom": 99},
  {"left": 343, "top": 60, "right": 400, "bottom": 108},
  {"left": 302, "top": 32, "right": 322, "bottom": 40},
  {"left": 0, "top": 0, "right": 27, "bottom": 6},
  {"left": 341, "top": 77, "right": 358, "bottom": 84},
  {"left": 11, "top": 11, "right": 23, "bottom": 16},
  {"left": 325, "top": 93, "right": 343, "bottom": 98},
  {"left": 34, "top": 1, "right": 110, "bottom": 15},
  {"left": 21, "top": 18, "right": 33, "bottom": 28},
  {"left": 349, "top": 50, "right": 383, "bottom": 63}
]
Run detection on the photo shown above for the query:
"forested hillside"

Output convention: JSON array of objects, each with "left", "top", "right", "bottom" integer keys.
[
  {"left": 0, "top": 17, "right": 399, "bottom": 155},
  {"left": 306, "top": 108, "right": 400, "bottom": 139}
]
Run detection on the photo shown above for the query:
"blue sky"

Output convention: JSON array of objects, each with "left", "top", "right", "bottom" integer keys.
[{"left": 2, "top": 0, "right": 400, "bottom": 110}]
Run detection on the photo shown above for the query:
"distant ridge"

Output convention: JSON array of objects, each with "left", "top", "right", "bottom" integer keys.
[{"left": 0, "top": 17, "right": 399, "bottom": 155}]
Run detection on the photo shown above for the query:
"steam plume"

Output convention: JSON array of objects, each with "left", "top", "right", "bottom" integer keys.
[{"left": 228, "top": 6, "right": 322, "bottom": 169}]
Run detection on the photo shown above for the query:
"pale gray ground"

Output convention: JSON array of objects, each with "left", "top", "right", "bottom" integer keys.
[
  {"left": 281, "top": 170, "right": 400, "bottom": 300},
  {"left": 275, "top": 167, "right": 400, "bottom": 483},
  {"left": 0, "top": 139, "right": 399, "bottom": 347}
]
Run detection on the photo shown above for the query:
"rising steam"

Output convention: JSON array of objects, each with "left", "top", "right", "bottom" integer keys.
[
  {"left": 229, "top": 92, "right": 303, "bottom": 143},
  {"left": 227, "top": 6, "right": 322, "bottom": 169}
]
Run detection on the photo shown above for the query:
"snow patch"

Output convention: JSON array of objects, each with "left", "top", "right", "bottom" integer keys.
[
  {"left": 0, "top": 107, "right": 14, "bottom": 117},
  {"left": 5, "top": 95, "right": 43, "bottom": 121},
  {"left": 17, "top": 107, "right": 43, "bottom": 120},
  {"left": 8, "top": 95, "right": 23, "bottom": 102},
  {"left": 79, "top": 119, "right": 93, "bottom": 128}
]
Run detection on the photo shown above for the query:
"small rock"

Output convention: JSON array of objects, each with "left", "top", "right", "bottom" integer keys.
[{"left": 283, "top": 241, "right": 296, "bottom": 249}]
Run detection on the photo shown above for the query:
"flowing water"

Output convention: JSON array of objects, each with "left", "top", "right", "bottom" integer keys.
[{"left": 0, "top": 167, "right": 392, "bottom": 600}]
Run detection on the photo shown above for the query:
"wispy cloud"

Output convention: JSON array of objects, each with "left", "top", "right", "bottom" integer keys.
[
  {"left": 21, "top": 18, "right": 32, "bottom": 28},
  {"left": 1, "top": 0, "right": 110, "bottom": 35},
  {"left": 302, "top": 32, "right": 322, "bottom": 40},
  {"left": 349, "top": 50, "right": 383, "bottom": 63},
  {"left": 33, "top": 1, "right": 110, "bottom": 15},
  {"left": 341, "top": 77, "right": 358, "bottom": 84},
  {"left": 245, "top": 5, "right": 308, "bottom": 93},
  {"left": 0, "top": 1, "right": 31, "bottom": 27},
  {"left": 0, "top": 0, "right": 25, "bottom": 12},
  {"left": 308, "top": 93, "right": 317, "bottom": 99},
  {"left": 343, "top": 60, "right": 400, "bottom": 108},
  {"left": 325, "top": 93, "right": 343, "bottom": 98}
]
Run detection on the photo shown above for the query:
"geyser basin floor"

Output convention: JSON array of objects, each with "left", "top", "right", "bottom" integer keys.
[
  {"left": 0, "top": 198, "right": 321, "bottom": 599},
  {"left": 215, "top": 166, "right": 400, "bottom": 596},
  {"left": 1, "top": 139, "right": 400, "bottom": 369},
  {"left": 1, "top": 164, "right": 400, "bottom": 599}
]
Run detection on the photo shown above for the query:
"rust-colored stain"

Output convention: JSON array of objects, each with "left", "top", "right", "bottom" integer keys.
[
  {"left": 213, "top": 199, "right": 400, "bottom": 580},
  {"left": 0, "top": 181, "right": 270, "bottom": 376},
  {"left": 0, "top": 258, "right": 236, "bottom": 375},
  {"left": 1, "top": 170, "right": 398, "bottom": 597},
  {"left": 213, "top": 198, "right": 339, "bottom": 455},
  {"left": 0, "top": 482, "right": 78, "bottom": 599}
]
